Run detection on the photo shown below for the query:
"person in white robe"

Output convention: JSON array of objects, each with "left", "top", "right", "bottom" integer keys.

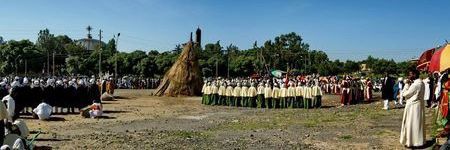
[
  {"left": 89, "top": 103, "right": 103, "bottom": 118},
  {"left": 423, "top": 77, "right": 431, "bottom": 107},
  {"left": 399, "top": 70, "right": 425, "bottom": 147},
  {"left": 33, "top": 102, "right": 52, "bottom": 120},
  {"left": 2, "top": 94, "right": 15, "bottom": 120},
  {"left": 12, "top": 138, "right": 25, "bottom": 150}
]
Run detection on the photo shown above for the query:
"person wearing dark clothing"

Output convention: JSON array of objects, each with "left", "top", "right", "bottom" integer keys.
[
  {"left": 30, "top": 82, "right": 44, "bottom": 110},
  {"left": 382, "top": 74, "right": 395, "bottom": 110},
  {"left": 0, "top": 84, "right": 8, "bottom": 99},
  {"left": 54, "top": 82, "right": 66, "bottom": 114},
  {"left": 65, "top": 82, "right": 77, "bottom": 113},
  {"left": 43, "top": 84, "right": 56, "bottom": 113},
  {"left": 88, "top": 81, "right": 101, "bottom": 104},
  {"left": 21, "top": 85, "right": 32, "bottom": 113},
  {"left": 10, "top": 86, "right": 26, "bottom": 120},
  {"left": 77, "top": 83, "right": 89, "bottom": 109}
]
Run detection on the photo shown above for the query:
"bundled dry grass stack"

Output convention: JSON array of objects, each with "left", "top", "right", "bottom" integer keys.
[{"left": 154, "top": 33, "right": 203, "bottom": 96}]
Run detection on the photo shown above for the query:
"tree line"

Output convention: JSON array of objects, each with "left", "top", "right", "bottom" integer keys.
[{"left": 0, "top": 29, "right": 415, "bottom": 78}]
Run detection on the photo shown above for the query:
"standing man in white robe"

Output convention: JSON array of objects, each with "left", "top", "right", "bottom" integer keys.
[
  {"left": 399, "top": 69, "right": 425, "bottom": 148},
  {"left": 423, "top": 77, "right": 431, "bottom": 107}
]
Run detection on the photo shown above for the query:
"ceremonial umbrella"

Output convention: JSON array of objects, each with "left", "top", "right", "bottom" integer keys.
[
  {"left": 271, "top": 70, "right": 286, "bottom": 78},
  {"left": 429, "top": 43, "right": 450, "bottom": 73},
  {"left": 416, "top": 48, "right": 435, "bottom": 71}
]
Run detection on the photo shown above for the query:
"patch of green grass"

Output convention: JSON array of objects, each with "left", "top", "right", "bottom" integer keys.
[
  {"left": 339, "top": 135, "right": 353, "bottom": 140},
  {"left": 366, "top": 110, "right": 389, "bottom": 120},
  {"left": 375, "top": 130, "right": 396, "bottom": 137},
  {"left": 303, "top": 120, "right": 319, "bottom": 128}
]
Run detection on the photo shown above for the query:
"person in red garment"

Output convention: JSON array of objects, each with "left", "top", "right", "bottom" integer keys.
[
  {"left": 365, "top": 78, "right": 373, "bottom": 102},
  {"left": 340, "top": 78, "right": 350, "bottom": 106}
]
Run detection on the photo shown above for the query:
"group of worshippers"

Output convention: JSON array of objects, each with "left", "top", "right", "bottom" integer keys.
[
  {"left": 431, "top": 70, "right": 450, "bottom": 149},
  {"left": 0, "top": 76, "right": 115, "bottom": 120},
  {"left": 380, "top": 72, "right": 436, "bottom": 110},
  {"left": 201, "top": 77, "right": 323, "bottom": 109},
  {"left": 337, "top": 76, "right": 374, "bottom": 106},
  {"left": 393, "top": 69, "right": 450, "bottom": 149},
  {"left": 0, "top": 110, "right": 30, "bottom": 150},
  {"left": 116, "top": 77, "right": 160, "bottom": 89}
]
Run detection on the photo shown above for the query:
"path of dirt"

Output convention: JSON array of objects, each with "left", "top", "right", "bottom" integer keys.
[{"left": 22, "top": 89, "right": 435, "bottom": 149}]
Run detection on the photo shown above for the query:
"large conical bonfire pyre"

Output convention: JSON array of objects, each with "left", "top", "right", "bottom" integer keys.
[{"left": 154, "top": 38, "right": 203, "bottom": 96}]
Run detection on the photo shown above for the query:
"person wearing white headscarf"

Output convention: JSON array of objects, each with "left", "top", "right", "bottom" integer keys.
[
  {"left": 279, "top": 84, "right": 287, "bottom": 108},
  {"left": 0, "top": 98, "right": 10, "bottom": 120},
  {"left": 295, "top": 82, "right": 304, "bottom": 108},
  {"left": 271, "top": 84, "right": 280, "bottom": 108},
  {"left": 10, "top": 78, "right": 20, "bottom": 88},
  {"left": 12, "top": 138, "right": 24, "bottom": 150},
  {"left": 312, "top": 81, "right": 323, "bottom": 108},
  {"left": 2, "top": 95, "right": 15, "bottom": 120},
  {"left": 33, "top": 102, "right": 52, "bottom": 120},
  {"left": 210, "top": 82, "right": 219, "bottom": 106},
  {"left": 225, "top": 82, "right": 234, "bottom": 107},
  {"left": 240, "top": 82, "right": 248, "bottom": 107},
  {"left": 256, "top": 82, "right": 265, "bottom": 108},
  {"left": 247, "top": 83, "right": 257, "bottom": 108},
  {"left": 202, "top": 82, "right": 211, "bottom": 105},
  {"left": 218, "top": 82, "right": 227, "bottom": 106},
  {"left": 423, "top": 77, "right": 431, "bottom": 107},
  {"left": 233, "top": 83, "right": 242, "bottom": 107},
  {"left": 287, "top": 82, "right": 296, "bottom": 108},
  {"left": 12, "top": 120, "right": 29, "bottom": 138},
  {"left": 303, "top": 83, "right": 313, "bottom": 109},
  {"left": 264, "top": 83, "right": 272, "bottom": 108},
  {"left": 0, "top": 145, "right": 10, "bottom": 150},
  {"left": 89, "top": 102, "right": 103, "bottom": 118}
]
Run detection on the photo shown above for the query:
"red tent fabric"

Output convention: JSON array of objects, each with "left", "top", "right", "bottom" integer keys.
[{"left": 417, "top": 48, "right": 435, "bottom": 71}]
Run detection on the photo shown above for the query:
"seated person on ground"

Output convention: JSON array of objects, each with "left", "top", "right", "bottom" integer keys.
[{"left": 32, "top": 102, "right": 52, "bottom": 120}]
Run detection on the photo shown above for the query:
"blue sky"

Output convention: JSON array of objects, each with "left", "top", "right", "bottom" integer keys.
[{"left": 1, "top": 0, "right": 449, "bottom": 61}]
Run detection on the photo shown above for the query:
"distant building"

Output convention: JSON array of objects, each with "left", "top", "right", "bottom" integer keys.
[
  {"left": 75, "top": 26, "right": 105, "bottom": 51},
  {"left": 360, "top": 64, "right": 371, "bottom": 72},
  {"left": 75, "top": 38, "right": 104, "bottom": 51}
]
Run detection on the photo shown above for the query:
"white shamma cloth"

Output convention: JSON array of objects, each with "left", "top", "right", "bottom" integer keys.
[{"left": 33, "top": 102, "right": 52, "bottom": 120}]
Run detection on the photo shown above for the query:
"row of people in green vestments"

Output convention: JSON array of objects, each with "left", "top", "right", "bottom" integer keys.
[{"left": 201, "top": 81, "right": 323, "bottom": 109}]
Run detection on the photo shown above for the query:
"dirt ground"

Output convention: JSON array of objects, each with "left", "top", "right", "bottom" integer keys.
[{"left": 23, "top": 89, "right": 437, "bottom": 150}]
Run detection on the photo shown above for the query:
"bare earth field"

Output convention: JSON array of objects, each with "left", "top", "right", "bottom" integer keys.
[{"left": 24, "top": 89, "right": 436, "bottom": 150}]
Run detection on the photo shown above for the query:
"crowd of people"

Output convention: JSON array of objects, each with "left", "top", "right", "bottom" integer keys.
[
  {"left": 0, "top": 69, "right": 447, "bottom": 149},
  {"left": 115, "top": 77, "right": 160, "bottom": 89},
  {"left": 200, "top": 74, "right": 380, "bottom": 109},
  {"left": 199, "top": 69, "right": 450, "bottom": 149},
  {"left": 0, "top": 76, "right": 117, "bottom": 120},
  {"left": 201, "top": 75, "right": 323, "bottom": 109},
  {"left": 0, "top": 75, "right": 118, "bottom": 149}
]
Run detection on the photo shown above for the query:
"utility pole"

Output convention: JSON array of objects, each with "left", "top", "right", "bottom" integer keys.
[
  {"left": 286, "top": 63, "right": 289, "bottom": 73},
  {"left": 304, "top": 53, "right": 306, "bottom": 74},
  {"left": 227, "top": 47, "right": 230, "bottom": 79},
  {"left": 14, "top": 56, "right": 19, "bottom": 75},
  {"left": 308, "top": 51, "right": 311, "bottom": 74},
  {"left": 115, "top": 33, "right": 120, "bottom": 79},
  {"left": 52, "top": 51, "right": 55, "bottom": 76},
  {"left": 47, "top": 51, "right": 50, "bottom": 76},
  {"left": 215, "top": 61, "right": 218, "bottom": 78},
  {"left": 99, "top": 29, "right": 103, "bottom": 77},
  {"left": 25, "top": 60, "right": 27, "bottom": 76}
]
